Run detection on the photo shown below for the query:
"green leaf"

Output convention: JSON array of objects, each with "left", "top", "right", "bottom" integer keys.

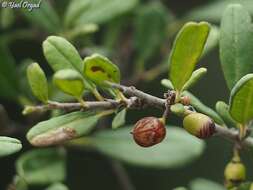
[
  {"left": 91, "top": 126, "right": 205, "bottom": 168},
  {"left": 161, "top": 79, "right": 174, "bottom": 89},
  {"left": 237, "top": 182, "right": 252, "bottom": 190},
  {"left": 229, "top": 74, "right": 253, "bottom": 124},
  {"left": 189, "top": 178, "right": 225, "bottom": 190},
  {"left": 53, "top": 69, "right": 84, "bottom": 99},
  {"left": 112, "top": 109, "right": 127, "bottom": 129},
  {"left": 16, "top": 148, "right": 66, "bottom": 185},
  {"left": 21, "top": 0, "right": 61, "bottom": 33},
  {"left": 27, "top": 63, "right": 48, "bottom": 103},
  {"left": 220, "top": 4, "right": 253, "bottom": 90},
  {"left": 202, "top": 26, "right": 219, "bottom": 56},
  {"left": 182, "top": 91, "right": 224, "bottom": 124},
  {"left": 0, "top": 40, "right": 18, "bottom": 100},
  {"left": 169, "top": 22, "right": 210, "bottom": 90},
  {"left": 45, "top": 183, "right": 69, "bottom": 190},
  {"left": 26, "top": 111, "right": 99, "bottom": 146},
  {"left": 13, "top": 175, "right": 28, "bottom": 190},
  {"left": 173, "top": 188, "right": 188, "bottom": 190},
  {"left": 184, "top": 0, "right": 253, "bottom": 22},
  {"left": 71, "top": 0, "right": 138, "bottom": 26},
  {"left": 0, "top": 136, "right": 22, "bottom": 157},
  {"left": 181, "top": 68, "right": 207, "bottom": 91},
  {"left": 83, "top": 53, "right": 120, "bottom": 86},
  {"left": 43, "top": 36, "right": 83, "bottom": 72},
  {"left": 215, "top": 101, "right": 237, "bottom": 128},
  {"left": 134, "top": 2, "right": 171, "bottom": 62},
  {"left": 64, "top": 0, "right": 91, "bottom": 28}
]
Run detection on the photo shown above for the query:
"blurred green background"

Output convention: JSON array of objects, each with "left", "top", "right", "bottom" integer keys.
[{"left": 1, "top": 0, "right": 253, "bottom": 189}]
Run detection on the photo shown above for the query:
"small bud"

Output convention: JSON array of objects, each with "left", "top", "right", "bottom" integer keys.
[
  {"left": 224, "top": 157, "right": 246, "bottom": 188},
  {"left": 132, "top": 117, "right": 166, "bottom": 147},
  {"left": 180, "top": 96, "right": 190, "bottom": 105},
  {"left": 183, "top": 113, "right": 215, "bottom": 139}
]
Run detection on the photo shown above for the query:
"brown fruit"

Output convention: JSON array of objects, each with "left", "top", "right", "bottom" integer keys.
[
  {"left": 132, "top": 117, "right": 166, "bottom": 147},
  {"left": 180, "top": 96, "right": 191, "bottom": 105}
]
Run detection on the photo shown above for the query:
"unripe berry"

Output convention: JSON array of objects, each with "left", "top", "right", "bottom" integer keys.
[
  {"left": 132, "top": 117, "right": 166, "bottom": 147},
  {"left": 183, "top": 113, "right": 215, "bottom": 139},
  {"left": 224, "top": 158, "right": 246, "bottom": 188}
]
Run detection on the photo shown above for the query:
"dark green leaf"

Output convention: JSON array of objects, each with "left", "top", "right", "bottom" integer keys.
[
  {"left": 184, "top": 0, "right": 253, "bottom": 22},
  {"left": 42, "top": 36, "right": 83, "bottom": 72},
  {"left": 112, "top": 109, "right": 127, "bottom": 129},
  {"left": 53, "top": 69, "right": 85, "bottom": 99},
  {"left": 229, "top": 74, "right": 253, "bottom": 124},
  {"left": 21, "top": 0, "right": 61, "bottom": 33},
  {"left": 0, "top": 41, "right": 18, "bottom": 100},
  {"left": 182, "top": 91, "right": 224, "bottom": 124},
  {"left": 215, "top": 101, "right": 237, "bottom": 128},
  {"left": 0, "top": 136, "right": 22, "bottom": 157},
  {"left": 26, "top": 111, "right": 99, "bottom": 146},
  {"left": 220, "top": 4, "right": 253, "bottom": 90},
  {"left": 169, "top": 22, "right": 210, "bottom": 90},
  {"left": 237, "top": 182, "right": 252, "bottom": 190},
  {"left": 0, "top": 8, "right": 15, "bottom": 29},
  {"left": 45, "top": 183, "right": 69, "bottom": 190},
  {"left": 190, "top": 178, "right": 225, "bottom": 190},
  {"left": 72, "top": 0, "right": 138, "bottom": 25},
  {"left": 16, "top": 148, "right": 66, "bottom": 185},
  {"left": 91, "top": 126, "right": 205, "bottom": 168},
  {"left": 134, "top": 2, "right": 171, "bottom": 62},
  {"left": 83, "top": 53, "right": 120, "bottom": 86},
  {"left": 27, "top": 62, "right": 48, "bottom": 103},
  {"left": 182, "top": 68, "right": 207, "bottom": 91}
]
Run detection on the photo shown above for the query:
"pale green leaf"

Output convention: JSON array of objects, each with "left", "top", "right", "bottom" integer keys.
[
  {"left": 91, "top": 126, "right": 205, "bottom": 168},
  {"left": 16, "top": 148, "right": 66, "bottom": 185},
  {"left": 45, "top": 183, "right": 69, "bottom": 190},
  {"left": 27, "top": 62, "right": 48, "bottom": 103},
  {"left": 83, "top": 53, "right": 120, "bottom": 86},
  {"left": 161, "top": 79, "right": 174, "bottom": 89},
  {"left": 26, "top": 111, "right": 99, "bottom": 146},
  {"left": 229, "top": 74, "right": 253, "bottom": 124},
  {"left": 190, "top": 178, "right": 225, "bottom": 190},
  {"left": 53, "top": 69, "right": 84, "bottom": 99},
  {"left": 0, "top": 136, "right": 22, "bottom": 157},
  {"left": 169, "top": 22, "right": 210, "bottom": 90},
  {"left": 182, "top": 67, "right": 207, "bottom": 91},
  {"left": 112, "top": 109, "right": 127, "bottom": 129},
  {"left": 220, "top": 4, "right": 253, "bottom": 90}
]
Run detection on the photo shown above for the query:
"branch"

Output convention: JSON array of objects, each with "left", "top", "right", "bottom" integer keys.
[{"left": 26, "top": 83, "right": 253, "bottom": 148}]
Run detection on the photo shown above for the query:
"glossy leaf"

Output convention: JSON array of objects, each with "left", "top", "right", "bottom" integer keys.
[
  {"left": 0, "top": 137, "right": 22, "bottom": 157},
  {"left": 134, "top": 2, "right": 171, "bottom": 62},
  {"left": 215, "top": 101, "right": 237, "bottom": 128},
  {"left": 220, "top": 4, "right": 253, "bottom": 90},
  {"left": 182, "top": 67, "right": 207, "bottom": 91},
  {"left": 0, "top": 41, "right": 18, "bottom": 100},
  {"left": 190, "top": 178, "right": 225, "bottom": 190},
  {"left": 72, "top": 0, "right": 138, "bottom": 26},
  {"left": 169, "top": 22, "right": 210, "bottom": 90},
  {"left": 53, "top": 69, "right": 84, "bottom": 99},
  {"left": 91, "top": 126, "right": 205, "bottom": 168},
  {"left": 45, "top": 183, "right": 69, "bottom": 190},
  {"left": 27, "top": 63, "right": 48, "bottom": 103},
  {"left": 229, "top": 74, "right": 253, "bottom": 124},
  {"left": 43, "top": 36, "right": 83, "bottom": 72},
  {"left": 112, "top": 109, "right": 127, "bottom": 129},
  {"left": 182, "top": 91, "right": 224, "bottom": 124},
  {"left": 21, "top": 0, "right": 61, "bottom": 33},
  {"left": 27, "top": 111, "right": 99, "bottom": 146},
  {"left": 184, "top": 0, "right": 253, "bottom": 22},
  {"left": 83, "top": 54, "right": 120, "bottom": 86},
  {"left": 16, "top": 148, "right": 66, "bottom": 185}
]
